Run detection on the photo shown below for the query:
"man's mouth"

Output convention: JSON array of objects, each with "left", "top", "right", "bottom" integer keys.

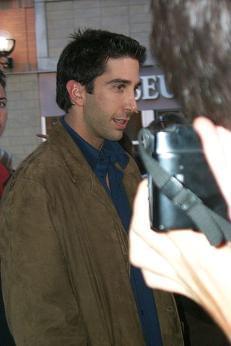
[{"left": 113, "top": 118, "right": 129, "bottom": 129}]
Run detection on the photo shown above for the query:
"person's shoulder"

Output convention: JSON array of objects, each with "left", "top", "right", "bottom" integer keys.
[
  {"left": 10, "top": 139, "right": 62, "bottom": 186},
  {"left": 0, "top": 148, "right": 13, "bottom": 171}
]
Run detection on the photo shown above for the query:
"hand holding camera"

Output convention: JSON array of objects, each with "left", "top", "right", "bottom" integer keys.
[{"left": 138, "top": 114, "right": 231, "bottom": 246}]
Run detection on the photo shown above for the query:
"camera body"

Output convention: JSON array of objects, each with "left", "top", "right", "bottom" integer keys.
[{"left": 147, "top": 124, "right": 227, "bottom": 231}]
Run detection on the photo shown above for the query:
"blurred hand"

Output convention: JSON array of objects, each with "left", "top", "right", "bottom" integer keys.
[
  {"left": 194, "top": 116, "right": 231, "bottom": 218},
  {"left": 129, "top": 179, "right": 231, "bottom": 336}
]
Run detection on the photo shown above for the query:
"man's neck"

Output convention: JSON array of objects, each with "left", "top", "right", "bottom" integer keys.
[{"left": 64, "top": 113, "right": 104, "bottom": 150}]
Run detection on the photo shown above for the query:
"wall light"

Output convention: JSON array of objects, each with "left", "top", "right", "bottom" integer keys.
[{"left": 0, "top": 31, "right": 16, "bottom": 69}]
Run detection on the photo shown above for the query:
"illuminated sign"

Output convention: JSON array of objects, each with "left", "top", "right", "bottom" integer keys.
[{"left": 136, "top": 75, "right": 174, "bottom": 100}]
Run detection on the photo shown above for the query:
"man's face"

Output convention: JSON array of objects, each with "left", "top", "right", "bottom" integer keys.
[
  {"left": 0, "top": 84, "right": 7, "bottom": 136},
  {"left": 82, "top": 57, "right": 140, "bottom": 148}
]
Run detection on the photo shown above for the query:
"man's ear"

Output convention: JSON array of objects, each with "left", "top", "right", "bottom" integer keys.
[{"left": 66, "top": 80, "right": 86, "bottom": 106}]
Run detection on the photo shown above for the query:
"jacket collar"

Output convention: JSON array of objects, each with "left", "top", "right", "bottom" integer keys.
[
  {"left": 60, "top": 116, "right": 129, "bottom": 171},
  {"left": 47, "top": 120, "right": 135, "bottom": 182}
]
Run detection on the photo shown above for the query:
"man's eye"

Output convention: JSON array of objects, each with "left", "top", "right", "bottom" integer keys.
[
  {"left": 134, "top": 86, "right": 139, "bottom": 95},
  {"left": 0, "top": 101, "right": 6, "bottom": 108},
  {"left": 114, "top": 84, "right": 125, "bottom": 92}
]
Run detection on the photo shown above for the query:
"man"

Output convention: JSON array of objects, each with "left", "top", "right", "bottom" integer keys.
[
  {"left": 0, "top": 29, "right": 183, "bottom": 345},
  {"left": 0, "top": 69, "right": 15, "bottom": 346},
  {"left": 129, "top": 0, "right": 231, "bottom": 343}
]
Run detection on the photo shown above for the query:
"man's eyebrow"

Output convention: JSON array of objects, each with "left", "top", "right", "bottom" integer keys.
[
  {"left": 106, "top": 79, "right": 141, "bottom": 88},
  {"left": 0, "top": 97, "right": 7, "bottom": 101}
]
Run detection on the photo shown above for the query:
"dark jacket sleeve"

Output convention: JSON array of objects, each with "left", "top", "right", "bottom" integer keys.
[{"left": 0, "top": 178, "right": 88, "bottom": 346}]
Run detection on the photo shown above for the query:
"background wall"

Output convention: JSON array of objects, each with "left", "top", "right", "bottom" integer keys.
[
  {"left": 2, "top": 73, "right": 41, "bottom": 166},
  {"left": 35, "top": 0, "right": 153, "bottom": 70}
]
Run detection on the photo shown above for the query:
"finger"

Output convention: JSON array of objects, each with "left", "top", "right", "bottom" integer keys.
[
  {"left": 142, "top": 268, "right": 192, "bottom": 298},
  {"left": 130, "top": 231, "right": 205, "bottom": 304},
  {"left": 193, "top": 117, "right": 231, "bottom": 212},
  {"left": 130, "top": 179, "right": 150, "bottom": 234},
  {"left": 130, "top": 230, "right": 178, "bottom": 279}
]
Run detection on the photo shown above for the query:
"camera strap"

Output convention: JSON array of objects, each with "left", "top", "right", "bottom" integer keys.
[{"left": 138, "top": 128, "right": 231, "bottom": 246}]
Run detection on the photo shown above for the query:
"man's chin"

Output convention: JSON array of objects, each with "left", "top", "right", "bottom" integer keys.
[{"left": 110, "top": 133, "right": 124, "bottom": 142}]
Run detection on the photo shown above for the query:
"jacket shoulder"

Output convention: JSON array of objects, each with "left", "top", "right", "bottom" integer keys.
[{"left": 12, "top": 141, "right": 61, "bottom": 184}]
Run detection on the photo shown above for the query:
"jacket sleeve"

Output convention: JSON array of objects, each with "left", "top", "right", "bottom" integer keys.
[{"left": 1, "top": 178, "right": 88, "bottom": 346}]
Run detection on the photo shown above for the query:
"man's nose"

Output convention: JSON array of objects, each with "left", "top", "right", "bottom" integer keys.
[{"left": 125, "top": 94, "right": 138, "bottom": 113}]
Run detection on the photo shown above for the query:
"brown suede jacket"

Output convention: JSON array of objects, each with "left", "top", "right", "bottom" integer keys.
[{"left": 0, "top": 121, "right": 184, "bottom": 346}]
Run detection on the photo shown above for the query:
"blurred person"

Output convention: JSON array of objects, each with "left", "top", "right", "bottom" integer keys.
[
  {"left": 0, "top": 70, "right": 8, "bottom": 137},
  {"left": 129, "top": 0, "right": 231, "bottom": 343},
  {"left": 0, "top": 57, "right": 7, "bottom": 71},
  {"left": 0, "top": 69, "right": 15, "bottom": 345},
  {"left": 0, "top": 29, "right": 184, "bottom": 345},
  {"left": 0, "top": 70, "right": 10, "bottom": 197}
]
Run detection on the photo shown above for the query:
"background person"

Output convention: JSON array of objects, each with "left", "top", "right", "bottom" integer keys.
[
  {"left": 0, "top": 69, "right": 15, "bottom": 345},
  {"left": 130, "top": 0, "right": 231, "bottom": 343},
  {"left": 0, "top": 70, "right": 10, "bottom": 197}
]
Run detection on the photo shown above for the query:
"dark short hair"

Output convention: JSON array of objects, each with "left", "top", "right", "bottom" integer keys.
[
  {"left": 0, "top": 70, "right": 6, "bottom": 89},
  {"left": 150, "top": 0, "right": 231, "bottom": 128},
  {"left": 56, "top": 29, "right": 146, "bottom": 112}
]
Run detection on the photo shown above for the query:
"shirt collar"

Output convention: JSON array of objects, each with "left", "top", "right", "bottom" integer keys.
[{"left": 100, "top": 140, "right": 128, "bottom": 169}]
